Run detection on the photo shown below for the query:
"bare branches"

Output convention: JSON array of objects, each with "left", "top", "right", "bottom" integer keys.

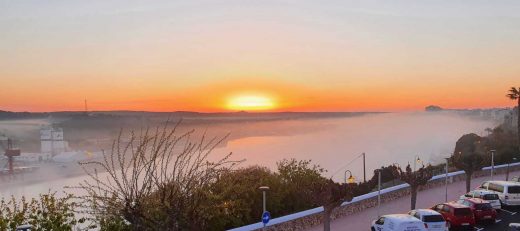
[
  {"left": 391, "top": 164, "right": 433, "bottom": 209},
  {"left": 75, "top": 120, "right": 241, "bottom": 230}
]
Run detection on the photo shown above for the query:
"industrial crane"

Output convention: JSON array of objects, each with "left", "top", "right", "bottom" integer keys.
[{"left": 0, "top": 136, "right": 21, "bottom": 175}]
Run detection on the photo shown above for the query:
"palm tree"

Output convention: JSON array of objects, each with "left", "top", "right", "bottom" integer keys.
[{"left": 507, "top": 87, "right": 520, "bottom": 152}]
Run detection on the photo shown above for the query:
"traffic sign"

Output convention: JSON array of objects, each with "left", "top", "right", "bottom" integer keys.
[{"left": 262, "top": 211, "right": 270, "bottom": 224}]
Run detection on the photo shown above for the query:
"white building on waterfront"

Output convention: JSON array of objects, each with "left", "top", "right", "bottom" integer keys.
[{"left": 40, "top": 126, "right": 69, "bottom": 156}]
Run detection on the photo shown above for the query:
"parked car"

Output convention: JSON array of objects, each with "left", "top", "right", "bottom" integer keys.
[
  {"left": 371, "top": 214, "right": 428, "bottom": 231},
  {"left": 16, "top": 225, "right": 32, "bottom": 231},
  {"left": 431, "top": 202, "right": 475, "bottom": 230},
  {"left": 479, "top": 180, "right": 520, "bottom": 206},
  {"left": 456, "top": 198, "right": 497, "bottom": 223},
  {"left": 459, "top": 189, "right": 501, "bottom": 210},
  {"left": 510, "top": 223, "right": 520, "bottom": 231},
  {"left": 408, "top": 209, "right": 447, "bottom": 231}
]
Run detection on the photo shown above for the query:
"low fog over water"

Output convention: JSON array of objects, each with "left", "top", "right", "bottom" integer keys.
[
  {"left": 217, "top": 112, "right": 495, "bottom": 182},
  {"left": 0, "top": 112, "right": 495, "bottom": 196}
]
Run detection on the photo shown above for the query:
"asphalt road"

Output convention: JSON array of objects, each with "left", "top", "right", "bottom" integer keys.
[
  {"left": 473, "top": 206, "right": 520, "bottom": 231},
  {"left": 305, "top": 170, "right": 520, "bottom": 231}
]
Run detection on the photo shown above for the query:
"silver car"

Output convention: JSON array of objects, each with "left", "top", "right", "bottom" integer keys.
[{"left": 460, "top": 189, "right": 501, "bottom": 210}]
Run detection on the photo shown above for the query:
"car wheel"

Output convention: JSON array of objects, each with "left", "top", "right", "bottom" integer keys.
[{"left": 500, "top": 200, "right": 507, "bottom": 210}]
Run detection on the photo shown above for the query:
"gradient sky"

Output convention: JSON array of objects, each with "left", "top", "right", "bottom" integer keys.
[{"left": 1, "top": 0, "right": 519, "bottom": 112}]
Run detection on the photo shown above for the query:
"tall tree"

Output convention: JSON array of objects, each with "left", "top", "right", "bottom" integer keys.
[
  {"left": 208, "top": 166, "right": 284, "bottom": 230},
  {"left": 451, "top": 133, "right": 487, "bottom": 192},
  {"left": 507, "top": 87, "right": 520, "bottom": 152},
  {"left": 392, "top": 164, "right": 433, "bottom": 210},
  {"left": 311, "top": 176, "right": 377, "bottom": 231},
  {"left": 277, "top": 159, "right": 326, "bottom": 213}
]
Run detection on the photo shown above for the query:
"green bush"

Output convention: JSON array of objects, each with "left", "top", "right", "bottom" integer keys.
[{"left": 0, "top": 193, "right": 84, "bottom": 231}]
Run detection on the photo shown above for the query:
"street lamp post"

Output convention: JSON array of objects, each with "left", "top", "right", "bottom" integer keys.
[
  {"left": 414, "top": 155, "right": 424, "bottom": 172},
  {"left": 506, "top": 158, "right": 518, "bottom": 181},
  {"left": 490, "top": 150, "right": 496, "bottom": 180},
  {"left": 344, "top": 170, "right": 356, "bottom": 184},
  {"left": 445, "top": 157, "right": 450, "bottom": 202},
  {"left": 363, "top": 153, "right": 366, "bottom": 182},
  {"left": 377, "top": 169, "right": 381, "bottom": 218},
  {"left": 258, "top": 186, "right": 270, "bottom": 229}
]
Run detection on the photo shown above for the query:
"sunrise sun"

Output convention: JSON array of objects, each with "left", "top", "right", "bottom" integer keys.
[{"left": 226, "top": 94, "right": 276, "bottom": 111}]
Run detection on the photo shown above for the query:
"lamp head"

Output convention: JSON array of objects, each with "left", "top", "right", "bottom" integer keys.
[{"left": 347, "top": 175, "right": 356, "bottom": 184}]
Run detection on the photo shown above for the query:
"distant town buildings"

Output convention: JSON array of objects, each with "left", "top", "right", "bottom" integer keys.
[
  {"left": 504, "top": 106, "right": 519, "bottom": 128},
  {"left": 425, "top": 105, "right": 514, "bottom": 125}
]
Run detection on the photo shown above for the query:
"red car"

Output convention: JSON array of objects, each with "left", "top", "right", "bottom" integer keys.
[
  {"left": 431, "top": 202, "right": 475, "bottom": 230},
  {"left": 456, "top": 198, "right": 497, "bottom": 223}
]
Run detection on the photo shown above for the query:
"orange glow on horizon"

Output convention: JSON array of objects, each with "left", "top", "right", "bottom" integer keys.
[{"left": 0, "top": 78, "right": 516, "bottom": 113}]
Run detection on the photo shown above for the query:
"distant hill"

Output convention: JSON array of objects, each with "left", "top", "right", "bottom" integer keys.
[
  {"left": 0, "top": 110, "right": 385, "bottom": 121},
  {"left": 425, "top": 105, "right": 443, "bottom": 112},
  {"left": 0, "top": 110, "right": 49, "bottom": 120}
]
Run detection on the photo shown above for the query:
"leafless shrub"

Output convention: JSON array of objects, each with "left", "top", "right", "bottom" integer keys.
[{"left": 74, "top": 120, "right": 241, "bottom": 230}]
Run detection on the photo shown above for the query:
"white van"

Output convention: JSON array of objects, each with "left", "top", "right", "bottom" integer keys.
[
  {"left": 460, "top": 189, "right": 501, "bottom": 210},
  {"left": 371, "top": 214, "right": 428, "bottom": 231},
  {"left": 480, "top": 181, "right": 520, "bottom": 206}
]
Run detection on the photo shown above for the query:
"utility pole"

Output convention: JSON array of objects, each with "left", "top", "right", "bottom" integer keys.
[
  {"left": 50, "top": 128, "right": 54, "bottom": 157},
  {"left": 445, "top": 157, "right": 449, "bottom": 202},
  {"left": 377, "top": 169, "right": 381, "bottom": 218},
  {"left": 506, "top": 158, "right": 517, "bottom": 181},
  {"left": 84, "top": 99, "right": 88, "bottom": 115},
  {"left": 363, "top": 153, "right": 366, "bottom": 182},
  {"left": 490, "top": 150, "right": 496, "bottom": 180}
]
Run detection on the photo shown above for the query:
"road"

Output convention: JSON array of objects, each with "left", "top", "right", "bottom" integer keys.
[
  {"left": 480, "top": 206, "right": 520, "bottom": 231},
  {"left": 304, "top": 170, "right": 520, "bottom": 231}
]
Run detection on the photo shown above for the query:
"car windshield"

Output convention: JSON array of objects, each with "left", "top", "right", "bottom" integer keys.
[
  {"left": 454, "top": 208, "right": 472, "bottom": 216},
  {"left": 475, "top": 203, "right": 492, "bottom": 210},
  {"left": 508, "top": 186, "right": 520, "bottom": 194},
  {"left": 423, "top": 215, "right": 445, "bottom": 222},
  {"left": 483, "top": 194, "right": 499, "bottom": 200}
]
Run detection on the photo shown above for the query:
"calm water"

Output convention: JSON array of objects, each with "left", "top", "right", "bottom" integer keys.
[{"left": 0, "top": 112, "right": 495, "bottom": 197}]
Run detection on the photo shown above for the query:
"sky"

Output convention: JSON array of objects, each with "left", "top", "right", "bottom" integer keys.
[{"left": 0, "top": 0, "right": 519, "bottom": 112}]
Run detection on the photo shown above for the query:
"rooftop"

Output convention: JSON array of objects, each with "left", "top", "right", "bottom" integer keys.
[
  {"left": 414, "top": 209, "right": 441, "bottom": 215},
  {"left": 445, "top": 201, "right": 470, "bottom": 208},
  {"left": 485, "top": 180, "right": 520, "bottom": 186}
]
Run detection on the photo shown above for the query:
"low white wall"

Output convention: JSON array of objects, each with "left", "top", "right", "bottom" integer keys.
[{"left": 229, "top": 162, "right": 520, "bottom": 231}]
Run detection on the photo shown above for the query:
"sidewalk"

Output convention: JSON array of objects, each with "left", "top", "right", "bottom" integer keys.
[{"left": 305, "top": 170, "right": 520, "bottom": 231}]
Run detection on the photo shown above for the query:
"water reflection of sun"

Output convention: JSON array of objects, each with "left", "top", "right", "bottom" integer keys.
[{"left": 226, "top": 94, "right": 276, "bottom": 111}]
